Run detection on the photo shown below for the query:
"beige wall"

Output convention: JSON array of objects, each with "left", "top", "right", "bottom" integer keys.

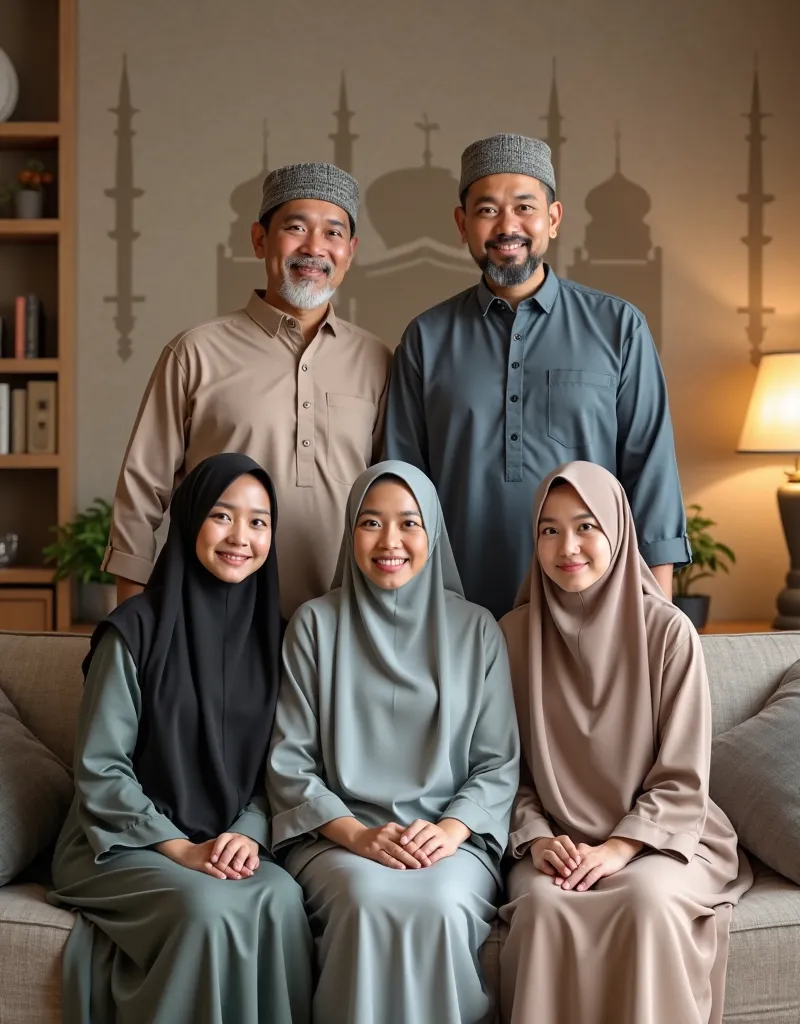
[{"left": 76, "top": 0, "right": 800, "bottom": 619}]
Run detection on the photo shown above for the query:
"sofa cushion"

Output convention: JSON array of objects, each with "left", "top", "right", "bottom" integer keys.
[
  {"left": 0, "top": 631, "right": 88, "bottom": 765},
  {"left": 711, "top": 657, "right": 800, "bottom": 886},
  {"left": 724, "top": 861, "right": 800, "bottom": 1022},
  {"left": 0, "top": 882, "right": 73, "bottom": 1023},
  {"left": 700, "top": 632, "right": 800, "bottom": 736},
  {"left": 0, "top": 683, "right": 74, "bottom": 885}
]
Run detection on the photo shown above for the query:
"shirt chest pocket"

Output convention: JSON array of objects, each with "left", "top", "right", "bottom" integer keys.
[
  {"left": 326, "top": 393, "right": 376, "bottom": 484},
  {"left": 546, "top": 369, "right": 616, "bottom": 448}
]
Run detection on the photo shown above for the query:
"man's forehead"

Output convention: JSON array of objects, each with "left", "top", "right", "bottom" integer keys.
[
  {"left": 467, "top": 172, "right": 547, "bottom": 202},
  {"left": 275, "top": 198, "right": 349, "bottom": 223}
]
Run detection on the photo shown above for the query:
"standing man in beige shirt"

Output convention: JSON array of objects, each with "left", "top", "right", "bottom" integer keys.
[{"left": 103, "top": 162, "right": 391, "bottom": 618}]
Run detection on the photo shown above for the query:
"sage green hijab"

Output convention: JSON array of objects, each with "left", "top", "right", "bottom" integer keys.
[{"left": 269, "top": 460, "right": 519, "bottom": 877}]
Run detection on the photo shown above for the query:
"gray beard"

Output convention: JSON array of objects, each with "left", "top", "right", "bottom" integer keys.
[
  {"left": 279, "top": 277, "right": 337, "bottom": 311},
  {"left": 476, "top": 248, "right": 544, "bottom": 288}
]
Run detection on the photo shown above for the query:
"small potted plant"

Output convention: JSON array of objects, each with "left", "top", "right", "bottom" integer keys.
[
  {"left": 673, "top": 504, "right": 736, "bottom": 629},
  {"left": 43, "top": 499, "right": 116, "bottom": 624},
  {"left": 0, "top": 159, "right": 55, "bottom": 219}
]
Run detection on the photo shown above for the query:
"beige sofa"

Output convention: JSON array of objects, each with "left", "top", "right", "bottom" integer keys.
[{"left": 1, "top": 628, "right": 799, "bottom": 1023}]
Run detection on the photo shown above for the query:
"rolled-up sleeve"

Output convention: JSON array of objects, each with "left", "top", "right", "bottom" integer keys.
[
  {"left": 616, "top": 319, "right": 690, "bottom": 569},
  {"left": 102, "top": 345, "right": 189, "bottom": 583}
]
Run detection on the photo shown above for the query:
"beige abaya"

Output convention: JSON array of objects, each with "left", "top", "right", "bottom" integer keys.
[{"left": 498, "top": 461, "right": 752, "bottom": 1024}]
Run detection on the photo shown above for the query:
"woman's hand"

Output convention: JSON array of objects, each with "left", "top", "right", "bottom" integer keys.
[
  {"left": 350, "top": 823, "right": 425, "bottom": 869},
  {"left": 400, "top": 818, "right": 470, "bottom": 866},
  {"left": 209, "top": 833, "right": 260, "bottom": 879},
  {"left": 557, "top": 837, "right": 644, "bottom": 891},
  {"left": 155, "top": 838, "right": 237, "bottom": 880},
  {"left": 531, "top": 835, "right": 582, "bottom": 879}
]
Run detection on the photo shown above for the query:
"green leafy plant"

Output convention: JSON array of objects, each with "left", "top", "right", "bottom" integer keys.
[
  {"left": 673, "top": 504, "right": 736, "bottom": 597},
  {"left": 42, "top": 499, "right": 115, "bottom": 584}
]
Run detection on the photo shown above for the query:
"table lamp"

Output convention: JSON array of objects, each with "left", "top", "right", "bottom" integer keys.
[{"left": 737, "top": 350, "right": 800, "bottom": 629}]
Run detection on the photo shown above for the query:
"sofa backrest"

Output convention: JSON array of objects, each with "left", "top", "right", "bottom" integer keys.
[
  {"left": 1, "top": 629, "right": 799, "bottom": 761},
  {"left": 702, "top": 632, "right": 800, "bottom": 736}
]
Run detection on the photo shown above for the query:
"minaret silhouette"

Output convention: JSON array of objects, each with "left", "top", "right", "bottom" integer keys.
[
  {"left": 737, "top": 59, "right": 774, "bottom": 366},
  {"left": 414, "top": 113, "right": 440, "bottom": 168},
  {"left": 104, "top": 54, "right": 144, "bottom": 362},
  {"left": 541, "top": 59, "right": 565, "bottom": 272},
  {"left": 330, "top": 73, "right": 358, "bottom": 172}
]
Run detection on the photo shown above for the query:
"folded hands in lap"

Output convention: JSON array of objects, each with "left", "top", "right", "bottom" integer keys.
[
  {"left": 155, "top": 833, "right": 260, "bottom": 880},
  {"left": 348, "top": 818, "right": 470, "bottom": 870},
  {"left": 531, "top": 835, "right": 643, "bottom": 891}
]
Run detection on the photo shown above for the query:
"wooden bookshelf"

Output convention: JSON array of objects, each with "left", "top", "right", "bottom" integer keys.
[
  {"left": 0, "top": 0, "right": 75, "bottom": 632},
  {"left": 0, "top": 358, "right": 61, "bottom": 373},
  {"left": 0, "top": 218, "right": 60, "bottom": 241},
  {"left": 0, "top": 122, "right": 61, "bottom": 149}
]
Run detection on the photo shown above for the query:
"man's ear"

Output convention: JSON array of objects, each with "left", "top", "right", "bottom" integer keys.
[
  {"left": 454, "top": 205, "right": 468, "bottom": 244},
  {"left": 251, "top": 221, "right": 267, "bottom": 259}
]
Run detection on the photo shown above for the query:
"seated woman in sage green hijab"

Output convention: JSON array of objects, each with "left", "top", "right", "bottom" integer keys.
[
  {"left": 268, "top": 460, "right": 520, "bottom": 1024},
  {"left": 48, "top": 453, "right": 313, "bottom": 1024}
]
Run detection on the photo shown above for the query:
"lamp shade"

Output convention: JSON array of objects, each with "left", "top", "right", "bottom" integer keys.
[{"left": 737, "top": 351, "right": 800, "bottom": 454}]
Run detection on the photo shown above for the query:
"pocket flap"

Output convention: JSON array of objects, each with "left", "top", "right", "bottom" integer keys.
[{"left": 548, "top": 369, "right": 614, "bottom": 389}]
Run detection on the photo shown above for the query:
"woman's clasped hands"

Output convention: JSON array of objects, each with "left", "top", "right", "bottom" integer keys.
[
  {"left": 531, "top": 834, "right": 643, "bottom": 891},
  {"left": 155, "top": 832, "right": 260, "bottom": 880},
  {"left": 351, "top": 818, "right": 471, "bottom": 870}
]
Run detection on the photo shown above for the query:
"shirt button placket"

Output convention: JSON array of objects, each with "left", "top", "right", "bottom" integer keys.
[
  {"left": 506, "top": 324, "right": 525, "bottom": 483},
  {"left": 297, "top": 357, "right": 314, "bottom": 487}
]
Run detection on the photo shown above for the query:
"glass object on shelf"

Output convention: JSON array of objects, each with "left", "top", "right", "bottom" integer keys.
[{"left": 0, "top": 532, "right": 19, "bottom": 567}]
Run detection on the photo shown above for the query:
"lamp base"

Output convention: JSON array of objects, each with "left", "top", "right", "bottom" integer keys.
[{"left": 773, "top": 479, "right": 800, "bottom": 631}]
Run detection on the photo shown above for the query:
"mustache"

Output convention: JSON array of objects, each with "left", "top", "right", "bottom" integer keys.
[
  {"left": 485, "top": 233, "right": 532, "bottom": 251},
  {"left": 285, "top": 255, "right": 334, "bottom": 277}
]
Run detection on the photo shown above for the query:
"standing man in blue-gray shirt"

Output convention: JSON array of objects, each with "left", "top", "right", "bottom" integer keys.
[{"left": 384, "top": 133, "right": 689, "bottom": 619}]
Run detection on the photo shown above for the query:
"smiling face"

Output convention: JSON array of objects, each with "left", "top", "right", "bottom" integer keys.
[
  {"left": 252, "top": 198, "right": 357, "bottom": 312},
  {"left": 353, "top": 478, "right": 429, "bottom": 590},
  {"left": 454, "top": 173, "right": 561, "bottom": 291},
  {"left": 195, "top": 473, "right": 272, "bottom": 583},
  {"left": 536, "top": 482, "right": 612, "bottom": 593}
]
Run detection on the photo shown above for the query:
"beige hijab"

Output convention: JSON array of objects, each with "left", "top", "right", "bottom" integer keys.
[{"left": 501, "top": 460, "right": 709, "bottom": 855}]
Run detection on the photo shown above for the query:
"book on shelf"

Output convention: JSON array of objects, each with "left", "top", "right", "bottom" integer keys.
[
  {"left": 0, "top": 315, "right": 9, "bottom": 358},
  {"left": 0, "top": 384, "right": 9, "bottom": 455},
  {"left": 7, "top": 294, "right": 45, "bottom": 359},
  {"left": 11, "top": 388, "right": 26, "bottom": 453},
  {"left": 27, "top": 379, "right": 57, "bottom": 454}
]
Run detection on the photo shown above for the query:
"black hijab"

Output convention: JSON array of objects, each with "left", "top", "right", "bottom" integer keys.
[{"left": 84, "top": 453, "right": 281, "bottom": 842}]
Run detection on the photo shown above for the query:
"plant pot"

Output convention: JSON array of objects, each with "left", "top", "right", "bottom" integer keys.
[
  {"left": 673, "top": 594, "right": 711, "bottom": 630},
  {"left": 78, "top": 582, "right": 116, "bottom": 625},
  {"left": 15, "top": 189, "right": 43, "bottom": 219}
]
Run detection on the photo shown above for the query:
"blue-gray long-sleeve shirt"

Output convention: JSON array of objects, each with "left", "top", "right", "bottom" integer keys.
[{"left": 384, "top": 269, "right": 689, "bottom": 619}]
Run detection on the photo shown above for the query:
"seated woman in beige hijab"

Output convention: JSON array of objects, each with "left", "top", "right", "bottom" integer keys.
[
  {"left": 498, "top": 461, "right": 752, "bottom": 1024},
  {"left": 268, "top": 460, "right": 520, "bottom": 1024}
]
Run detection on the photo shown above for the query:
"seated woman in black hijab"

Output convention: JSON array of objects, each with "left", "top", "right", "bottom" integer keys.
[{"left": 48, "top": 454, "right": 312, "bottom": 1024}]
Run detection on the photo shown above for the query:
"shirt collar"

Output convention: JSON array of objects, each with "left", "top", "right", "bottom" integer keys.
[
  {"left": 245, "top": 290, "right": 339, "bottom": 338},
  {"left": 476, "top": 263, "right": 560, "bottom": 317}
]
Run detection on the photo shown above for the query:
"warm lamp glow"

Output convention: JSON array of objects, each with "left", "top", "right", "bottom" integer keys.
[{"left": 737, "top": 351, "right": 800, "bottom": 453}]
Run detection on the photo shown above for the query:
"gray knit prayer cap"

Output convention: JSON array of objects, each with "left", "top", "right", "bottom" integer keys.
[
  {"left": 259, "top": 161, "right": 359, "bottom": 230},
  {"left": 459, "top": 133, "right": 556, "bottom": 200}
]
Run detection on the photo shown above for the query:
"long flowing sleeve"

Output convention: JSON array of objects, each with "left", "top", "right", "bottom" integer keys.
[
  {"left": 73, "top": 630, "right": 186, "bottom": 861},
  {"left": 267, "top": 610, "right": 353, "bottom": 852},
  {"left": 507, "top": 758, "right": 555, "bottom": 858},
  {"left": 382, "top": 322, "right": 430, "bottom": 471},
  {"left": 230, "top": 789, "right": 271, "bottom": 851},
  {"left": 441, "top": 618, "right": 520, "bottom": 860},
  {"left": 611, "top": 624, "right": 709, "bottom": 861}
]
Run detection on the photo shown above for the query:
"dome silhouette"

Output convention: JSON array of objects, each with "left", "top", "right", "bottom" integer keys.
[
  {"left": 227, "top": 123, "right": 268, "bottom": 257},
  {"left": 583, "top": 128, "right": 652, "bottom": 260},
  {"left": 367, "top": 164, "right": 460, "bottom": 248}
]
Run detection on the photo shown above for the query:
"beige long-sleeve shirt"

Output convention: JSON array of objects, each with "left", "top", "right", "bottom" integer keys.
[{"left": 103, "top": 291, "right": 391, "bottom": 618}]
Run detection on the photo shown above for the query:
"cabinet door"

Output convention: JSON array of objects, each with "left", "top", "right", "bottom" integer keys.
[{"left": 0, "top": 589, "right": 54, "bottom": 631}]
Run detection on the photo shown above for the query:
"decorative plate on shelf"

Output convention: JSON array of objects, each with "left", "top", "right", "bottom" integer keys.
[{"left": 0, "top": 47, "right": 20, "bottom": 123}]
